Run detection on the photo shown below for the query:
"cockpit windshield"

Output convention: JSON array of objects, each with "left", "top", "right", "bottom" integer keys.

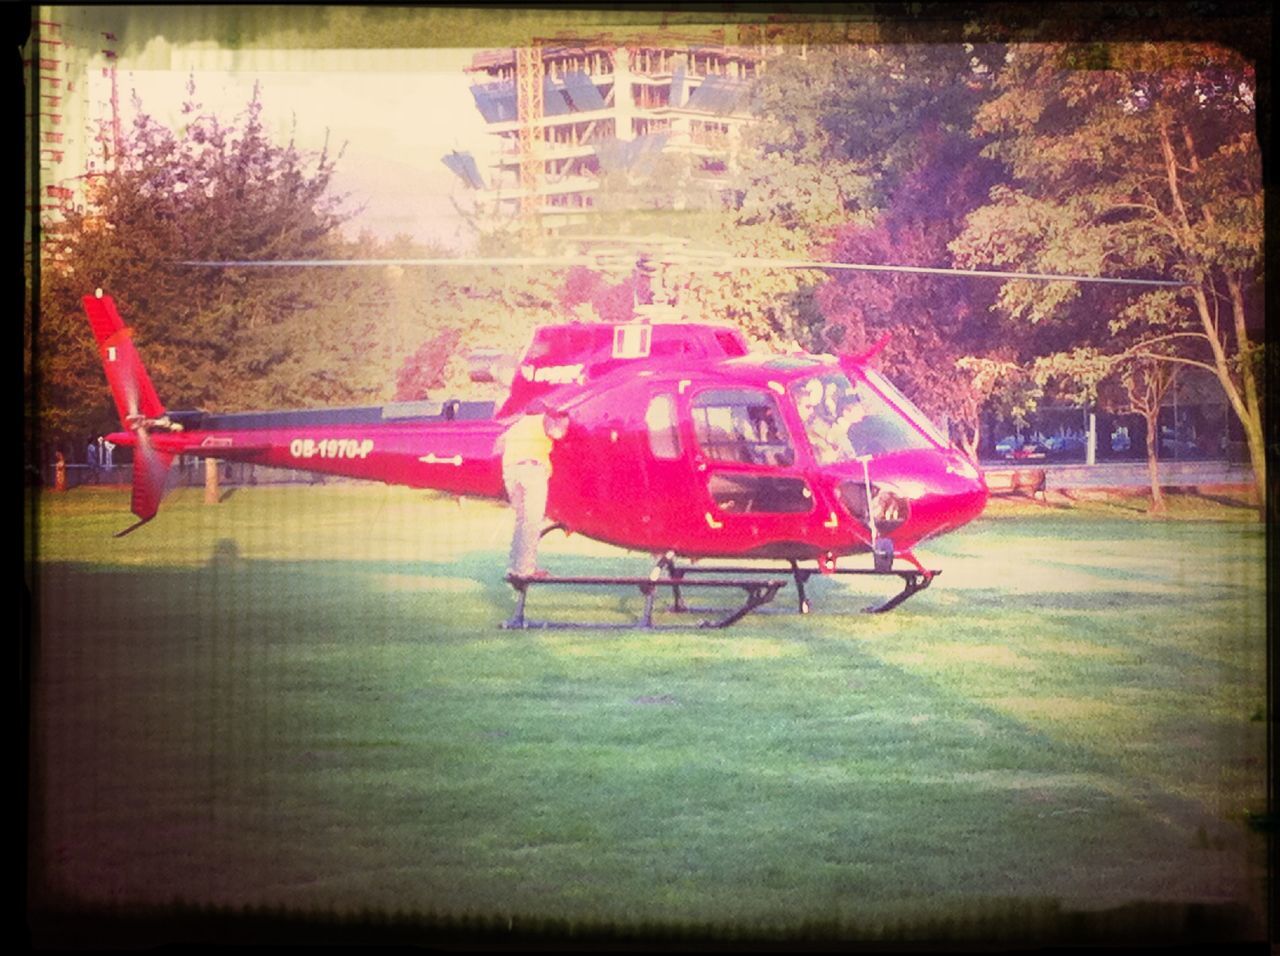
[
  {"left": 790, "top": 371, "right": 939, "bottom": 463},
  {"left": 861, "top": 368, "right": 950, "bottom": 447}
]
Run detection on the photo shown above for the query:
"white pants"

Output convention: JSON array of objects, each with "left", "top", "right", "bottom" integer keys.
[{"left": 504, "top": 462, "right": 549, "bottom": 575}]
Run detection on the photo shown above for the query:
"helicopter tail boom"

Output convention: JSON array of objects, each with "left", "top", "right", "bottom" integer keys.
[{"left": 81, "top": 292, "right": 515, "bottom": 524}]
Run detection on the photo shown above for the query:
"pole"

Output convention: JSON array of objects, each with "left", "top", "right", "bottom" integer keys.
[
  {"left": 1086, "top": 412, "right": 1097, "bottom": 466},
  {"left": 204, "top": 457, "right": 220, "bottom": 504}
]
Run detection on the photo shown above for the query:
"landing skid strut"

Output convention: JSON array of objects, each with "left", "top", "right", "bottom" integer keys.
[
  {"left": 655, "top": 556, "right": 938, "bottom": 615},
  {"left": 502, "top": 574, "right": 786, "bottom": 630}
]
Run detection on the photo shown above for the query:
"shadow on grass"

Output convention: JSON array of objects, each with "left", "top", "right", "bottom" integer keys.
[
  {"left": 30, "top": 549, "right": 1266, "bottom": 939},
  {"left": 990, "top": 492, "right": 1071, "bottom": 510},
  {"left": 31, "top": 537, "right": 1259, "bottom": 641},
  {"left": 26, "top": 896, "right": 1265, "bottom": 948},
  {"left": 955, "top": 587, "right": 1253, "bottom": 613},
  {"left": 34, "top": 546, "right": 758, "bottom": 647},
  {"left": 1187, "top": 489, "right": 1255, "bottom": 509},
  {"left": 1017, "top": 489, "right": 1261, "bottom": 522},
  {"left": 34, "top": 553, "right": 521, "bottom": 650}
]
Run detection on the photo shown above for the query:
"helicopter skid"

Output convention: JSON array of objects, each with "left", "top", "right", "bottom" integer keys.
[
  {"left": 656, "top": 559, "right": 939, "bottom": 615},
  {"left": 502, "top": 574, "right": 786, "bottom": 630}
]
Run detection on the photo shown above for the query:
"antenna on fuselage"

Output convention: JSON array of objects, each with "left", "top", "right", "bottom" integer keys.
[
  {"left": 632, "top": 252, "right": 657, "bottom": 322},
  {"left": 631, "top": 251, "right": 690, "bottom": 324}
]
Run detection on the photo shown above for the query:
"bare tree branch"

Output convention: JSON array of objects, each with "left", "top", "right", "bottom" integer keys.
[{"left": 1130, "top": 352, "right": 1218, "bottom": 373}]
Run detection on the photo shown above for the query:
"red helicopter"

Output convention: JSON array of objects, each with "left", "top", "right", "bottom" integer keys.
[{"left": 82, "top": 248, "right": 1182, "bottom": 627}]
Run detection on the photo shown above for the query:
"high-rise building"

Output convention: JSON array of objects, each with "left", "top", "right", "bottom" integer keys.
[
  {"left": 461, "top": 39, "right": 778, "bottom": 228},
  {"left": 24, "top": 11, "right": 120, "bottom": 251}
]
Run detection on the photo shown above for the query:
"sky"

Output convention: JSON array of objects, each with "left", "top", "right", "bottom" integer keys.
[{"left": 110, "top": 48, "right": 496, "bottom": 250}]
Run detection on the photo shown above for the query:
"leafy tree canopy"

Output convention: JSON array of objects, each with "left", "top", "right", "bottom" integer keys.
[
  {"left": 39, "top": 80, "right": 356, "bottom": 441},
  {"left": 952, "top": 40, "right": 1265, "bottom": 505},
  {"left": 36, "top": 81, "right": 569, "bottom": 452}
]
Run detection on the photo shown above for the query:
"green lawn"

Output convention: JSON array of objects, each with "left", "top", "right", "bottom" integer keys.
[{"left": 26, "top": 485, "right": 1269, "bottom": 943}]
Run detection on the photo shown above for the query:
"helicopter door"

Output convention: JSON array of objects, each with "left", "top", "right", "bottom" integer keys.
[
  {"left": 689, "top": 388, "right": 814, "bottom": 542},
  {"left": 639, "top": 392, "right": 696, "bottom": 545}
]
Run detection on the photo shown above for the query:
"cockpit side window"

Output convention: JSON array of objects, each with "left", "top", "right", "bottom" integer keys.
[
  {"left": 691, "top": 389, "right": 795, "bottom": 467},
  {"left": 645, "top": 394, "right": 682, "bottom": 460}
]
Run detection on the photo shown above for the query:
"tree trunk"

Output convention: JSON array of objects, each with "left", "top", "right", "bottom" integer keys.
[
  {"left": 1240, "top": 415, "right": 1267, "bottom": 513},
  {"left": 1227, "top": 277, "right": 1267, "bottom": 513},
  {"left": 959, "top": 418, "right": 981, "bottom": 462},
  {"left": 1161, "top": 120, "right": 1264, "bottom": 517},
  {"left": 1144, "top": 410, "right": 1165, "bottom": 514},
  {"left": 1189, "top": 286, "right": 1266, "bottom": 516}
]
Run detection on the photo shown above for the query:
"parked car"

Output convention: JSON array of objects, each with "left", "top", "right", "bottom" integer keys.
[
  {"left": 994, "top": 435, "right": 1019, "bottom": 458},
  {"left": 1010, "top": 442, "right": 1049, "bottom": 460},
  {"left": 1043, "top": 433, "right": 1086, "bottom": 457},
  {"left": 995, "top": 435, "right": 1049, "bottom": 460}
]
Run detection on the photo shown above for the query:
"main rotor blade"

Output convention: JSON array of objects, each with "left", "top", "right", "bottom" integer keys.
[
  {"left": 712, "top": 257, "right": 1191, "bottom": 288},
  {"left": 177, "top": 253, "right": 1189, "bottom": 287},
  {"left": 176, "top": 256, "right": 601, "bottom": 269}
]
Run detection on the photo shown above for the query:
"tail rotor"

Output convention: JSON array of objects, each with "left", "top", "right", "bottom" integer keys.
[
  {"left": 82, "top": 290, "right": 177, "bottom": 527},
  {"left": 123, "top": 396, "right": 174, "bottom": 529}
]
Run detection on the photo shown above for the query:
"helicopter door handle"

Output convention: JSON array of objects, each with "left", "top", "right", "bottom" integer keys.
[{"left": 419, "top": 453, "right": 463, "bottom": 466}]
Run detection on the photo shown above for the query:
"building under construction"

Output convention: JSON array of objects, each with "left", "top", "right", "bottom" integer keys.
[
  {"left": 24, "top": 11, "right": 121, "bottom": 253},
  {"left": 455, "top": 39, "right": 779, "bottom": 228}
]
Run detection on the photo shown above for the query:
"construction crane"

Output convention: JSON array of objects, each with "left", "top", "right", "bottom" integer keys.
[{"left": 515, "top": 44, "right": 543, "bottom": 238}]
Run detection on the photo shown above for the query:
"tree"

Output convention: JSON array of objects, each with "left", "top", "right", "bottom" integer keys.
[
  {"left": 1030, "top": 345, "right": 1177, "bottom": 514},
  {"left": 954, "top": 354, "right": 1040, "bottom": 459},
  {"left": 393, "top": 328, "right": 462, "bottom": 402},
  {"left": 951, "top": 42, "right": 1265, "bottom": 509},
  {"left": 554, "top": 265, "right": 647, "bottom": 325},
  {"left": 688, "top": 46, "right": 888, "bottom": 349},
  {"left": 38, "top": 80, "right": 357, "bottom": 447},
  {"left": 814, "top": 123, "right": 1008, "bottom": 453},
  {"left": 723, "top": 42, "right": 1031, "bottom": 451},
  {"left": 1111, "top": 358, "right": 1179, "bottom": 514}
]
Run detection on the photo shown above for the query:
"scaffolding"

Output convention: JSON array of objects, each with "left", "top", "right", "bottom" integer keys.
[{"left": 464, "top": 40, "right": 778, "bottom": 228}]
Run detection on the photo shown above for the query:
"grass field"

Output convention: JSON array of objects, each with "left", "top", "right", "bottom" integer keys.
[{"left": 26, "top": 484, "right": 1269, "bottom": 943}]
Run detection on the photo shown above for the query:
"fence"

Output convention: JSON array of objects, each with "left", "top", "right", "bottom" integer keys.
[
  {"left": 45, "top": 458, "right": 344, "bottom": 491},
  {"left": 978, "top": 406, "right": 1251, "bottom": 466}
]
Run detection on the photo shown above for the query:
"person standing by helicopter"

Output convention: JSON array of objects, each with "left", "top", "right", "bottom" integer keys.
[
  {"left": 85, "top": 437, "right": 99, "bottom": 483},
  {"left": 499, "top": 399, "right": 569, "bottom": 579}
]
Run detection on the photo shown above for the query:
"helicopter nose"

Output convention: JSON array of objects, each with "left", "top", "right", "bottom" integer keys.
[
  {"left": 942, "top": 452, "right": 990, "bottom": 521},
  {"left": 832, "top": 450, "right": 988, "bottom": 548},
  {"left": 907, "top": 450, "right": 989, "bottom": 540}
]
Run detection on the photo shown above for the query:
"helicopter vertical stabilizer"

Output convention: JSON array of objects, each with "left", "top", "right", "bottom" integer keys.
[
  {"left": 82, "top": 291, "right": 167, "bottom": 428},
  {"left": 82, "top": 291, "right": 177, "bottom": 523}
]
